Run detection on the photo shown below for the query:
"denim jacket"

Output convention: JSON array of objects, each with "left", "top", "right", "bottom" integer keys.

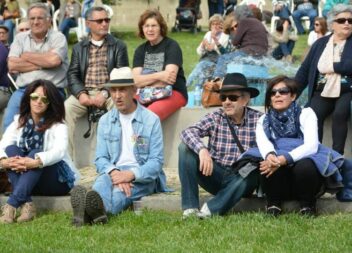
[{"left": 95, "top": 103, "right": 168, "bottom": 192}]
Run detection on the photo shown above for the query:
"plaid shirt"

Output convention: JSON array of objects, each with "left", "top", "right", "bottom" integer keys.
[
  {"left": 85, "top": 42, "right": 109, "bottom": 88},
  {"left": 181, "top": 107, "right": 262, "bottom": 167}
]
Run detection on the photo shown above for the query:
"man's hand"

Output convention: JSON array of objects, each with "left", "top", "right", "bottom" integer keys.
[
  {"left": 199, "top": 148, "right": 213, "bottom": 176},
  {"left": 109, "top": 170, "right": 135, "bottom": 185},
  {"left": 117, "top": 183, "right": 134, "bottom": 197},
  {"left": 92, "top": 92, "right": 107, "bottom": 108},
  {"left": 78, "top": 93, "right": 92, "bottom": 106}
]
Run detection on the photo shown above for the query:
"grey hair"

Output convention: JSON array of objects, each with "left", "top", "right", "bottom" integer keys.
[
  {"left": 326, "top": 4, "right": 352, "bottom": 30},
  {"left": 85, "top": 6, "right": 109, "bottom": 20},
  {"left": 27, "top": 3, "right": 51, "bottom": 18},
  {"left": 233, "top": 5, "right": 253, "bottom": 22}
]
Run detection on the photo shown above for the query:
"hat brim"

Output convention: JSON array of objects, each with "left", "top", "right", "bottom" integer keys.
[
  {"left": 104, "top": 78, "right": 135, "bottom": 88},
  {"left": 220, "top": 86, "right": 260, "bottom": 98},
  {"left": 0, "top": 25, "right": 9, "bottom": 32}
]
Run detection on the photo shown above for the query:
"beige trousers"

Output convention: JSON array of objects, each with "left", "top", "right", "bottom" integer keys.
[{"left": 65, "top": 90, "right": 114, "bottom": 161}]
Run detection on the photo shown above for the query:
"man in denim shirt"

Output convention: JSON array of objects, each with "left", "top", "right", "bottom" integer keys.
[{"left": 70, "top": 67, "right": 168, "bottom": 226}]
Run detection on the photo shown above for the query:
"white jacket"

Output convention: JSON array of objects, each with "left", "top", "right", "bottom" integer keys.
[{"left": 0, "top": 115, "right": 80, "bottom": 182}]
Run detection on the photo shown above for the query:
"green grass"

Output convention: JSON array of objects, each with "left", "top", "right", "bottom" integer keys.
[{"left": 1, "top": 210, "right": 351, "bottom": 252}]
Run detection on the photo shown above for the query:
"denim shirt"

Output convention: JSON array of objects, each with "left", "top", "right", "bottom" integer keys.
[{"left": 94, "top": 103, "right": 168, "bottom": 192}]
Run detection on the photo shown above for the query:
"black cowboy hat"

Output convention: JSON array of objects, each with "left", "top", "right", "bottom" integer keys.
[{"left": 220, "top": 73, "right": 259, "bottom": 98}]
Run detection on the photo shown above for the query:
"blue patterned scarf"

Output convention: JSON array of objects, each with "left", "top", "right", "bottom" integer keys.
[
  {"left": 263, "top": 101, "right": 303, "bottom": 141},
  {"left": 18, "top": 117, "right": 45, "bottom": 154}
]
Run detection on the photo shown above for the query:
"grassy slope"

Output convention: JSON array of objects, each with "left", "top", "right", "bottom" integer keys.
[{"left": 0, "top": 211, "right": 351, "bottom": 252}]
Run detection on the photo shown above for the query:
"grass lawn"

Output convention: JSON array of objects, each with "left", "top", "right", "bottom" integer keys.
[{"left": 1, "top": 210, "right": 352, "bottom": 253}]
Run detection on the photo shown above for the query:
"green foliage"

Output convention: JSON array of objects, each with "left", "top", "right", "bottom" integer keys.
[{"left": 0, "top": 210, "right": 351, "bottom": 252}]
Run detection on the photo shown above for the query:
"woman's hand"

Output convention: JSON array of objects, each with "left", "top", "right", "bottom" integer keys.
[
  {"left": 260, "top": 154, "right": 280, "bottom": 178},
  {"left": 260, "top": 154, "right": 288, "bottom": 178},
  {"left": 159, "top": 69, "right": 177, "bottom": 85}
]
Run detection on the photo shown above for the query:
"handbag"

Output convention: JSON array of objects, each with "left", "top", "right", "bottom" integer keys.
[
  {"left": 201, "top": 77, "right": 223, "bottom": 108},
  {"left": 137, "top": 85, "right": 173, "bottom": 105}
]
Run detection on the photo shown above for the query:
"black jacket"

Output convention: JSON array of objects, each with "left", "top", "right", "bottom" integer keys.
[{"left": 67, "top": 34, "right": 129, "bottom": 97}]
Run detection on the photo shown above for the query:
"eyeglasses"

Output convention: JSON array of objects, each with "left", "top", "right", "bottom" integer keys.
[
  {"left": 30, "top": 92, "right": 49, "bottom": 104},
  {"left": 88, "top": 18, "right": 111, "bottom": 24},
  {"left": 314, "top": 23, "right": 320, "bottom": 26},
  {"left": 219, "top": 94, "right": 242, "bottom": 102},
  {"left": 270, "top": 87, "right": 291, "bottom": 97},
  {"left": 19, "top": 28, "right": 30, "bottom": 32},
  {"left": 231, "top": 24, "right": 238, "bottom": 30},
  {"left": 334, "top": 18, "right": 352, "bottom": 24}
]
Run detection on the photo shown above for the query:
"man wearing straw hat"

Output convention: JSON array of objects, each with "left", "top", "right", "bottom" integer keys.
[{"left": 70, "top": 67, "right": 168, "bottom": 226}]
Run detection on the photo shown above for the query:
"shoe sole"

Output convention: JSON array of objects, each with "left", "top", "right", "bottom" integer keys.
[
  {"left": 70, "top": 185, "right": 87, "bottom": 227},
  {"left": 85, "top": 190, "right": 108, "bottom": 224}
]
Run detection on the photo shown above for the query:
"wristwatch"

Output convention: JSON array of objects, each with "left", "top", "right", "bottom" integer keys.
[{"left": 101, "top": 90, "right": 110, "bottom": 99}]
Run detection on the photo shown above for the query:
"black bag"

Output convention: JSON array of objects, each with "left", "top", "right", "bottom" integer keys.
[{"left": 83, "top": 106, "right": 107, "bottom": 138}]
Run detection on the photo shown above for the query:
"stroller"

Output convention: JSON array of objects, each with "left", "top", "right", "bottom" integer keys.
[{"left": 172, "top": 0, "right": 202, "bottom": 33}]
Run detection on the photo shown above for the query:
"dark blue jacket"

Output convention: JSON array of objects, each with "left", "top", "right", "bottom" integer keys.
[
  {"left": 295, "top": 34, "right": 352, "bottom": 105},
  {"left": 0, "top": 42, "right": 9, "bottom": 88}
]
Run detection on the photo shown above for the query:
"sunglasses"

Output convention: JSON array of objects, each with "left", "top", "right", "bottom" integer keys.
[
  {"left": 219, "top": 94, "right": 242, "bottom": 102},
  {"left": 334, "top": 18, "right": 352, "bottom": 24},
  {"left": 231, "top": 24, "right": 238, "bottom": 30},
  {"left": 314, "top": 23, "right": 320, "bottom": 26},
  {"left": 30, "top": 93, "right": 49, "bottom": 104},
  {"left": 19, "top": 28, "right": 30, "bottom": 32},
  {"left": 270, "top": 87, "right": 291, "bottom": 96},
  {"left": 88, "top": 18, "right": 111, "bottom": 24}
]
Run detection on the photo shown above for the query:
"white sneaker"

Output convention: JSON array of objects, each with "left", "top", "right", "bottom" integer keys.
[
  {"left": 197, "top": 203, "right": 211, "bottom": 219},
  {"left": 182, "top": 208, "right": 200, "bottom": 219}
]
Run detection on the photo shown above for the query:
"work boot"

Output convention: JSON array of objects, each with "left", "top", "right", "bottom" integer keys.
[
  {"left": 85, "top": 190, "right": 108, "bottom": 224},
  {"left": 0, "top": 204, "right": 16, "bottom": 224},
  {"left": 70, "top": 185, "right": 91, "bottom": 227},
  {"left": 17, "top": 202, "right": 36, "bottom": 223}
]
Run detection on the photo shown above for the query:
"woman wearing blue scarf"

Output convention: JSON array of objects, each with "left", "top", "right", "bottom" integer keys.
[
  {"left": 0, "top": 80, "right": 80, "bottom": 224},
  {"left": 255, "top": 75, "right": 344, "bottom": 216}
]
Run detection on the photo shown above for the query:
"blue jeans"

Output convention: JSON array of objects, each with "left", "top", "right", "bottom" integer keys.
[
  {"left": 2, "top": 87, "right": 65, "bottom": 132},
  {"left": 178, "top": 143, "right": 259, "bottom": 215},
  {"left": 92, "top": 170, "right": 157, "bottom": 215},
  {"left": 186, "top": 60, "right": 216, "bottom": 88},
  {"left": 272, "top": 40, "right": 295, "bottom": 59},
  {"left": 213, "top": 50, "right": 247, "bottom": 79},
  {"left": 0, "top": 19, "right": 15, "bottom": 44},
  {"left": 292, "top": 8, "right": 317, "bottom": 34},
  {"left": 5, "top": 145, "right": 71, "bottom": 208},
  {"left": 207, "top": 0, "right": 224, "bottom": 17},
  {"left": 59, "top": 18, "right": 78, "bottom": 40},
  {"left": 274, "top": 5, "right": 291, "bottom": 19}
]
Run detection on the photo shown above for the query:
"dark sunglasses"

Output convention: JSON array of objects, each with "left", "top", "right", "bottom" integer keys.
[
  {"left": 231, "top": 24, "right": 238, "bottom": 30},
  {"left": 30, "top": 92, "right": 49, "bottom": 104},
  {"left": 270, "top": 87, "right": 291, "bottom": 96},
  {"left": 334, "top": 18, "right": 352, "bottom": 24},
  {"left": 314, "top": 23, "right": 320, "bottom": 26},
  {"left": 19, "top": 28, "right": 30, "bottom": 32},
  {"left": 88, "top": 18, "right": 111, "bottom": 24},
  {"left": 219, "top": 94, "right": 242, "bottom": 102}
]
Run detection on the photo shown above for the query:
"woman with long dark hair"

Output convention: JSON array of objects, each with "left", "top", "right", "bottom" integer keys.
[{"left": 0, "top": 79, "right": 79, "bottom": 224}]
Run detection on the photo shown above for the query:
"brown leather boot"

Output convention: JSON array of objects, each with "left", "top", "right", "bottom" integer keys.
[
  {"left": 0, "top": 204, "right": 16, "bottom": 224},
  {"left": 17, "top": 202, "right": 36, "bottom": 223}
]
